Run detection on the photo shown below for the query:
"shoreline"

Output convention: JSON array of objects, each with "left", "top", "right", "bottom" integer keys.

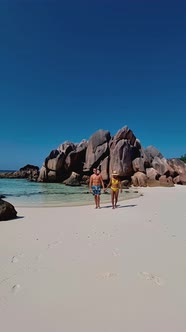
[
  {"left": 3, "top": 188, "right": 142, "bottom": 209},
  {"left": 1, "top": 185, "right": 186, "bottom": 331}
]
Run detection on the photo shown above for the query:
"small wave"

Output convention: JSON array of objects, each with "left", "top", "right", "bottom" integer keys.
[{"left": 5, "top": 191, "right": 90, "bottom": 198}]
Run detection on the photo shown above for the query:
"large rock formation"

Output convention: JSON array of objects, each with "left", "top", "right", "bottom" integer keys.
[
  {"left": 100, "top": 156, "right": 109, "bottom": 181},
  {"left": 38, "top": 140, "right": 88, "bottom": 182},
  {"left": 34, "top": 125, "right": 186, "bottom": 186},
  {"left": 145, "top": 146, "right": 163, "bottom": 162},
  {"left": 19, "top": 164, "right": 39, "bottom": 172},
  {"left": 0, "top": 165, "right": 39, "bottom": 180},
  {"left": 152, "top": 157, "right": 174, "bottom": 176},
  {"left": 63, "top": 172, "right": 81, "bottom": 186},
  {"left": 131, "top": 171, "right": 148, "bottom": 187},
  {"left": 146, "top": 167, "right": 160, "bottom": 180},
  {"left": 167, "top": 158, "right": 186, "bottom": 175},
  {"left": 2, "top": 125, "right": 185, "bottom": 187},
  {"left": 109, "top": 126, "right": 136, "bottom": 177},
  {"left": 83, "top": 129, "right": 111, "bottom": 173},
  {"left": 132, "top": 157, "right": 145, "bottom": 173},
  {"left": 173, "top": 174, "right": 186, "bottom": 185},
  {"left": 65, "top": 140, "right": 88, "bottom": 174},
  {"left": 159, "top": 175, "right": 174, "bottom": 186}
]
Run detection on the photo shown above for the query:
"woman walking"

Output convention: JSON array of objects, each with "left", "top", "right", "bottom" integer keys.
[{"left": 106, "top": 171, "right": 122, "bottom": 209}]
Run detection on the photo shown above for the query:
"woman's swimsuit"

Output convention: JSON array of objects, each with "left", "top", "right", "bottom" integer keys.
[{"left": 111, "top": 178, "right": 119, "bottom": 192}]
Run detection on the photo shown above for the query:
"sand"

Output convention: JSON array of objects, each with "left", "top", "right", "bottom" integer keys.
[{"left": 0, "top": 185, "right": 186, "bottom": 332}]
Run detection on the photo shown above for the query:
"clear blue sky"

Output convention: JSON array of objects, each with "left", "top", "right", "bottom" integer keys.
[{"left": 0, "top": 0, "right": 186, "bottom": 169}]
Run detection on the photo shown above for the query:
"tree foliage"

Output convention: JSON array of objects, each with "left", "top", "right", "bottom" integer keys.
[{"left": 180, "top": 154, "right": 186, "bottom": 163}]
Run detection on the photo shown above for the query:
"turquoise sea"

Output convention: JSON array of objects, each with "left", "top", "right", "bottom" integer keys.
[{"left": 0, "top": 173, "right": 140, "bottom": 207}]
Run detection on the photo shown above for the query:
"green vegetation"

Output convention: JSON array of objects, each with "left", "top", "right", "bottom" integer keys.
[{"left": 180, "top": 154, "right": 186, "bottom": 163}]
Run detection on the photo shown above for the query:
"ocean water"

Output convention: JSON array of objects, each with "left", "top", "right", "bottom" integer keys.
[{"left": 0, "top": 177, "right": 140, "bottom": 207}]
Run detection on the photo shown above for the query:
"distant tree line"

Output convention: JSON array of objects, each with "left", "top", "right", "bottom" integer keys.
[{"left": 180, "top": 154, "right": 186, "bottom": 163}]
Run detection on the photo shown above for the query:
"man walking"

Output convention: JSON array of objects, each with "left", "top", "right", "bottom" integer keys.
[{"left": 89, "top": 168, "right": 105, "bottom": 208}]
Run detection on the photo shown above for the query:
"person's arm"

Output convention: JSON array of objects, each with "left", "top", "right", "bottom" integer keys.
[
  {"left": 119, "top": 180, "right": 122, "bottom": 193},
  {"left": 106, "top": 178, "right": 112, "bottom": 190},
  {"left": 100, "top": 175, "right": 105, "bottom": 191}
]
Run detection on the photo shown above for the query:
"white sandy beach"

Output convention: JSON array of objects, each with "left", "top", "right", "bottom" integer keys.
[{"left": 0, "top": 185, "right": 186, "bottom": 332}]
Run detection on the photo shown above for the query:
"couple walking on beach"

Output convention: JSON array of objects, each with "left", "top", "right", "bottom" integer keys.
[{"left": 89, "top": 168, "right": 122, "bottom": 209}]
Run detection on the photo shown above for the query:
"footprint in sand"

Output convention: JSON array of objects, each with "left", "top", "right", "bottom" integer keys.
[
  {"left": 97, "top": 272, "right": 118, "bottom": 280},
  {"left": 47, "top": 240, "right": 62, "bottom": 249},
  {"left": 35, "top": 253, "right": 43, "bottom": 261},
  {"left": 11, "top": 256, "right": 19, "bottom": 263},
  {"left": 11, "top": 253, "right": 24, "bottom": 263},
  {"left": 35, "top": 240, "right": 62, "bottom": 261},
  {"left": 11, "top": 284, "right": 21, "bottom": 294},
  {"left": 138, "top": 272, "right": 164, "bottom": 286},
  {"left": 112, "top": 248, "right": 120, "bottom": 257},
  {"left": 0, "top": 296, "right": 8, "bottom": 307}
]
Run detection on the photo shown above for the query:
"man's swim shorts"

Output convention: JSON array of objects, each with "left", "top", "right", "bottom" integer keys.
[{"left": 92, "top": 185, "right": 101, "bottom": 195}]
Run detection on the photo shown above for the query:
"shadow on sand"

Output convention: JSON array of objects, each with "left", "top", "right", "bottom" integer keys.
[
  {"left": 101, "top": 204, "right": 137, "bottom": 209},
  {"left": 0, "top": 215, "right": 24, "bottom": 223}
]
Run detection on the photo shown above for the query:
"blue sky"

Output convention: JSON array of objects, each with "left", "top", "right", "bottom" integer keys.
[{"left": 0, "top": 0, "right": 186, "bottom": 169}]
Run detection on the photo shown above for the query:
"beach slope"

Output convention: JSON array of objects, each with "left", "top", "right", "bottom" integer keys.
[{"left": 0, "top": 186, "right": 186, "bottom": 332}]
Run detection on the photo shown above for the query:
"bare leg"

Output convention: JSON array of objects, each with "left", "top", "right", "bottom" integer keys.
[
  {"left": 96, "top": 195, "right": 100, "bottom": 208},
  {"left": 97, "top": 195, "right": 101, "bottom": 208},
  {"left": 115, "top": 191, "right": 119, "bottom": 208},
  {"left": 111, "top": 190, "right": 115, "bottom": 208},
  {"left": 94, "top": 195, "right": 97, "bottom": 208}
]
